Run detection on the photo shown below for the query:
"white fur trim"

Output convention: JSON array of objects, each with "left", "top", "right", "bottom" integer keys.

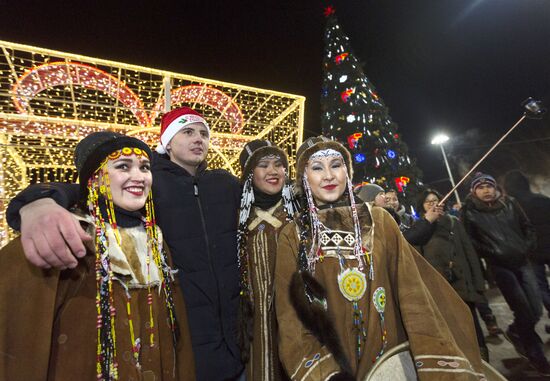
[{"left": 155, "top": 114, "right": 209, "bottom": 154}]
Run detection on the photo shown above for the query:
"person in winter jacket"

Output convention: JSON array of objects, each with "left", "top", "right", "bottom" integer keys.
[
  {"left": 6, "top": 107, "right": 245, "bottom": 381},
  {"left": 275, "top": 136, "right": 487, "bottom": 381},
  {"left": 462, "top": 172, "right": 550, "bottom": 375},
  {"left": 503, "top": 170, "right": 550, "bottom": 323},
  {"left": 414, "top": 189, "right": 488, "bottom": 361}
]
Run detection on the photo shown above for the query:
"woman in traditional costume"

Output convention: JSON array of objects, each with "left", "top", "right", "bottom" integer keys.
[
  {"left": 237, "top": 140, "right": 298, "bottom": 380},
  {"left": 275, "top": 136, "right": 487, "bottom": 381},
  {"left": 0, "top": 131, "right": 195, "bottom": 381}
]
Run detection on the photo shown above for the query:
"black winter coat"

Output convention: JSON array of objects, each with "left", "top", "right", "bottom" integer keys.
[
  {"left": 6, "top": 153, "right": 244, "bottom": 381},
  {"left": 414, "top": 214, "right": 485, "bottom": 303},
  {"left": 462, "top": 194, "right": 536, "bottom": 269},
  {"left": 507, "top": 191, "right": 550, "bottom": 263},
  {"left": 153, "top": 155, "right": 243, "bottom": 381}
]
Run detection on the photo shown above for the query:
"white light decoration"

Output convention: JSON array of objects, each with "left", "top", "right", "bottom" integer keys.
[
  {"left": 0, "top": 39, "right": 305, "bottom": 247},
  {"left": 346, "top": 114, "right": 356, "bottom": 123},
  {"left": 339, "top": 75, "right": 348, "bottom": 83}
]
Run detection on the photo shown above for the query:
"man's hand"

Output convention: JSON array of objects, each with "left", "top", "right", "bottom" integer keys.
[
  {"left": 19, "top": 199, "right": 91, "bottom": 269},
  {"left": 424, "top": 205, "right": 444, "bottom": 223}
]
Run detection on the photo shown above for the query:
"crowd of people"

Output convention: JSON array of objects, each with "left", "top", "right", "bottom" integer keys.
[{"left": 0, "top": 105, "right": 548, "bottom": 380}]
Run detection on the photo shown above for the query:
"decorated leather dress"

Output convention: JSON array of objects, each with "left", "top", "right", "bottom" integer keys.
[{"left": 275, "top": 203, "right": 487, "bottom": 381}]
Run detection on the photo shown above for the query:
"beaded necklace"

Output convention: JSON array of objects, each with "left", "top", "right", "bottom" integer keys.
[{"left": 88, "top": 147, "right": 178, "bottom": 381}]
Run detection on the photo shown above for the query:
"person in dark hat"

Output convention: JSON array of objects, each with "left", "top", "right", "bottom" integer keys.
[
  {"left": 236, "top": 139, "right": 297, "bottom": 381},
  {"left": 6, "top": 107, "right": 245, "bottom": 381},
  {"left": 462, "top": 171, "right": 550, "bottom": 375},
  {"left": 0, "top": 131, "right": 195, "bottom": 381},
  {"left": 355, "top": 183, "right": 386, "bottom": 207},
  {"left": 275, "top": 136, "right": 487, "bottom": 381}
]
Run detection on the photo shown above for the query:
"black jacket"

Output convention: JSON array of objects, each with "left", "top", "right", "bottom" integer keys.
[
  {"left": 403, "top": 217, "right": 436, "bottom": 246},
  {"left": 503, "top": 180, "right": 550, "bottom": 262},
  {"left": 461, "top": 194, "right": 536, "bottom": 269},
  {"left": 7, "top": 153, "right": 244, "bottom": 381},
  {"left": 415, "top": 214, "right": 485, "bottom": 303}
]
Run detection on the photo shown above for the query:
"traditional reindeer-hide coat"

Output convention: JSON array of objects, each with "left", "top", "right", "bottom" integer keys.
[
  {"left": 0, "top": 217, "right": 195, "bottom": 381},
  {"left": 275, "top": 204, "right": 486, "bottom": 381},
  {"left": 245, "top": 200, "right": 289, "bottom": 381}
]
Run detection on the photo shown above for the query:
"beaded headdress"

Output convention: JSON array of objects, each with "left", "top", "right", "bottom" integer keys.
[
  {"left": 298, "top": 147, "right": 373, "bottom": 276},
  {"left": 75, "top": 132, "right": 179, "bottom": 380}
]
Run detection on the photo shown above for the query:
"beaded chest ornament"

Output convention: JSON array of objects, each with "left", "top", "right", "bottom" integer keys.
[{"left": 300, "top": 148, "right": 386, "bottom": 359}]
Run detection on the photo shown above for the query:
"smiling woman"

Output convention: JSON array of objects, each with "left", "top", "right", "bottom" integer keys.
[
  {"left": 236, "top": 139, "right": 298, "bottom": 381},
  {"left": 275, "top": 136, "right": 490, "bottom": 381},
  {"left": 104, "top": 148, "right": 153, "bottom": 211},
  {"left": 305, "top": 149, "right": 347, "bottom": 205},
  {"left": 0, "top": 132, "right": 195, "bottom": 381}
]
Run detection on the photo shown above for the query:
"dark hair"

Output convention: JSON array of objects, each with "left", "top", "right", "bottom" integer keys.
[
  {"left": 415, "top": 188, "right": 443, "bottom": 216},
  {"left": 503, "top": 170, "right": 530, "bottom": 197}
]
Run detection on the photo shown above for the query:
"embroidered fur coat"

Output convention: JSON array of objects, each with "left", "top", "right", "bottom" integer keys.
[
  {"left": 275, "top": 204, "right": 486, "bottom": 381},
  {"left": 0, "top": 218, "right": 195, "bottom": 381}
]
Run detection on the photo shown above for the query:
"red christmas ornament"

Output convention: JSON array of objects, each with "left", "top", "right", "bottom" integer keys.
[
  {"left": 323, "top": 6, "right": 336, "bottom": 17},
  {"left": 341, "top": 88, "right": 354, "bottom": 102},
  {"left": 394, "top": 176, "right": 410, "bottom": 192},
  {"left": 335, "top": 53, "right": 349, "bottom": 65},
  {"left": 347, "top": 132, "right": 363, "bottom": 149}
]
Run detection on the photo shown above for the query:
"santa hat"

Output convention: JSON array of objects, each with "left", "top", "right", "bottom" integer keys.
[{"left": 155, "top": 107, "right": 210, "bottom": 154}]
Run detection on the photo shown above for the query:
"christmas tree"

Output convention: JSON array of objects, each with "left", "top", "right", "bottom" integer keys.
[{"left": 321, "top": 6, "right": 422, "bottom": 206}]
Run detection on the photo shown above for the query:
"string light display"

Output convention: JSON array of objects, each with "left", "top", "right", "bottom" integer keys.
[{"left": 0, "top": 40, "right": 305, "bottom": 247}]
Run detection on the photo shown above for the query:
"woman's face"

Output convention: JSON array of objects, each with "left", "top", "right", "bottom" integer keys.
[
  {"left": 423, "top": 192, "right": 439, "bottom": 213},
  {"left": 252, "top": 155, "right": 286, "bottom": 195},
  {"left": 305, "top": 152, "right": 347, "bottom": 205},
  {"left": 102, "top": 152, "right": 152, "bottom": 211}
]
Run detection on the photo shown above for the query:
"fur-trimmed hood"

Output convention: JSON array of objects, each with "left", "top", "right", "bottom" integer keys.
[
  {"left": 295, "top": 136, "right": 353, "bottom": 194},
  {"left": 239, "top": 140, "right": 288, "bottom": 181}
]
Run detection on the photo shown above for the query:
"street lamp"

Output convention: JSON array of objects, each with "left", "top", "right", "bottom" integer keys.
[{"left": 431, "top": 133, "right": 461, "bottom": 206}]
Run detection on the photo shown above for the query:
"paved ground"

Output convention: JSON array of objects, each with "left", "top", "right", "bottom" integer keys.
[{"left": 483, "top": 286, "right": 550, "bottom": 380}]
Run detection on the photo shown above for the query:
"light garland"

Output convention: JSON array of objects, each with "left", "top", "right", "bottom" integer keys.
[{"left": 0, "top": 39, "right": 305, "bottom": 247}]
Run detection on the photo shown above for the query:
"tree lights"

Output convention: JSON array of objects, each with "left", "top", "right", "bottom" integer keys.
[{"left": 320, "top": 9, "right": 421, "bottom": 205}]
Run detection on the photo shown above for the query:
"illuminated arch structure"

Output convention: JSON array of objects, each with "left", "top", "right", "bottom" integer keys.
[{"left": 0, "top": 40, "right": 305, "bottom": 246}]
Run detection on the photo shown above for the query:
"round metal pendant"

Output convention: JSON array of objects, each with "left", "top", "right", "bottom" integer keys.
[
  {"left": 373, "top": 287, "right": 386, "bottom": 313},
  {"left": 338, "top": 268, "right": 367, "bottom": 302}
]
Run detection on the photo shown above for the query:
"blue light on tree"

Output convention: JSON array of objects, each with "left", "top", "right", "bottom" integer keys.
[
  {"left": 354, "top": 153, "right": 366, "bottom": 163},
  {"left": 387, "top": 149, "right": 396, "bottom": 159}
]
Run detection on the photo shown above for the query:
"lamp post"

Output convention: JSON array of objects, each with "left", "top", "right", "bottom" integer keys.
[{"left": 431, "top": 133, "right": 461, "bottom": 206}]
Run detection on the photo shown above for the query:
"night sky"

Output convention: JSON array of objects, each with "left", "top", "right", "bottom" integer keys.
[{"left": 2, "top": 0, "right": 550, "bottom": 192}]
